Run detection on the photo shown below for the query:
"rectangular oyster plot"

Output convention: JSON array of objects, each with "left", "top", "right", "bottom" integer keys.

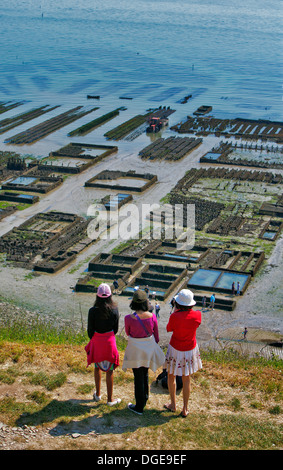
[{"left": 0, "top": 211, "right": 96, "bottom": 273}]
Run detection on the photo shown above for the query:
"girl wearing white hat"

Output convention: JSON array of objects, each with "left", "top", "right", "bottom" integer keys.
[{"left": 164, "top": 289, "right": 202, "bottom": 418}]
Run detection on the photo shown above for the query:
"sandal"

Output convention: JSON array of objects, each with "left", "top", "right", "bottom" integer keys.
[{"left": 163, "top": 404, "right": 176, "bottom": 412}]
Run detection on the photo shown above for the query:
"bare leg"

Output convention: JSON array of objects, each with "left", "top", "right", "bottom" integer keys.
[
  {"left": 164, "top": 373, "right": 177, "bottom": 411},
  {"left": 94, "top": 367, "right": 101, "bottom": 397},
  {"left": 181, "top": 375, "right": 191, "bottom": 417},
  {"left": 106, "top": 369, "right": 114, "bottom": 403}
]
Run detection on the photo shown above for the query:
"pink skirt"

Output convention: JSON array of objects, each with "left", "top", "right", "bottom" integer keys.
[{"left": 85, "top": 331, "right": 119, "bottom": 369}]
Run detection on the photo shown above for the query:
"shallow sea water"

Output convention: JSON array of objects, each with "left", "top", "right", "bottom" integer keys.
[{"left": 0, "top": 0, "right": 282, "bottom": 120}]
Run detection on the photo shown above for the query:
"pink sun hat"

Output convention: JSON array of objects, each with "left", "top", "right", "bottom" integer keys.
[{"left": 97, "top": 283, "right": 112, "bottom": 298}]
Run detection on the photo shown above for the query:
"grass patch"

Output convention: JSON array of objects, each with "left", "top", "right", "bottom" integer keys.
[
  {"left": 269, "top": 405, "right": 281, "bottom": 415},
  {"left": 27, "top": 371, "right": 67, "bottom": 391},
  {"left": 230, "top": 397, "right": 242, "bottom": 411},
  {"left": 0, "top": 316, "right": 282, "bottom": 450},
  {"left": 0, "top": 315, "right": 88, "bottom": 345},
  {"left": 26, "top": 390, "right": 50, "bottom": 405},
  {"left": 0, "top": 367, "right": 18, "bottom": 384},
  {"left": 203, "top": 414, "right": 282, "bottom": 450},
  {"left": 76, "top": 384, "right": 93, "bottom": 395},
  {"left": 0, "top": 397, "right": 38, "bottom": 424}
]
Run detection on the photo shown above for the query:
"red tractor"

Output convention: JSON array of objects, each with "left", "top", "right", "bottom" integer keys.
[{"left": 146, "top": 116, "right": 168, "bottom": 133}]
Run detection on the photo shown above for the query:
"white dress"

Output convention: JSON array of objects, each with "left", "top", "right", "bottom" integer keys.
[{"left": 165, "top": 343, "right": 202, "bottom": 376}]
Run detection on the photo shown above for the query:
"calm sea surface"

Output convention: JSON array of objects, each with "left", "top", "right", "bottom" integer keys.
[{"left": 0, "top": 0, "right": 282, "bottom": 120}]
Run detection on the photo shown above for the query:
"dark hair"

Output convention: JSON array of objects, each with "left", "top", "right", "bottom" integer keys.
[
  {"left": 175, "top": 301, "right": 191, "bottom": 311},
  {"left": 130, "top": 299, "right": 149, "bottom": 312},
  {"left": 94, "top": 295, "right": 116, "bottom": 317}
]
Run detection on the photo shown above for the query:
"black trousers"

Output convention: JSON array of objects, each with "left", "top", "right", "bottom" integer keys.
[{"left": 132, "top": 367, "right": 149, "bottom": 413}]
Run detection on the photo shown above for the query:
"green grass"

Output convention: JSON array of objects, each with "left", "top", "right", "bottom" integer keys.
[
  {"left": 0, "top": 314, "right": 88, "bottom": 346},
  {"left": 0, "top": 312, "right": 129, "bottom": 353},
  {"left": 201, "top": 347, "right": 283, "bottom": 371},
  {"left": 27, "top": 371, "right": 67, "bottom": 391},
  {"left": 86, "top": 277, "right": 101, "bottom": 287},
  {"left": 26, "top": 390, "right": 50, "bottom": 405},
  {"left": 0, "top": 314, "right": 282, "bottom": 450}
]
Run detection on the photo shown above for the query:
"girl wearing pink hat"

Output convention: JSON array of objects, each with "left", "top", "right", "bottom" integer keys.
[{"left": 85, "top": 283, "right": 121, "bottom": 406}]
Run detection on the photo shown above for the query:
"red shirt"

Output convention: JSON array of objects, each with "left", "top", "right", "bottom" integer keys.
[{"left": 166, "top": 308, "right": 201, "bottom": 351}]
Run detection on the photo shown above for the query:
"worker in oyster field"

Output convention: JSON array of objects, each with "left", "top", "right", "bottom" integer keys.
[
  {"left": 113, "top": 279, "right": 119, "bottom": 294},
  {"left": 236, "top": 282, "right": 240, "bottom": 295},
  {"left": 155, "top": 302, "right": 161, "bottom": 318},
  {"left": 209, "top": 293, "right": 215, "bottom": 310}
]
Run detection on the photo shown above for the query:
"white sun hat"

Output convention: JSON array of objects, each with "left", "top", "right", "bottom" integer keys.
[{"left": 175, "top": 289, "right": 196, "bottom": 307}]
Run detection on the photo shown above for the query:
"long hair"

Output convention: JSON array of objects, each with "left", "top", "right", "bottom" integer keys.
[{"left": 93, "top": 295, "right": 116, "bottom": 317}]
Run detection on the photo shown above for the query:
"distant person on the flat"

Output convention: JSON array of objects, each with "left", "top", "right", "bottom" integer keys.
[
  {"left": 113, "top": 279, "right": 119, "bottom": 294},
  {"left": 155, "top": 302, "right": 160, "bottom": 318},
  {"left": 209, "top": 293, "right": 215, "bottom": 310}
]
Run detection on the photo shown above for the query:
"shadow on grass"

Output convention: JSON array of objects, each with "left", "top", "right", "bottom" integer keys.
[{"left": 16, "top": 398, "right": 179, "bottom": 437}]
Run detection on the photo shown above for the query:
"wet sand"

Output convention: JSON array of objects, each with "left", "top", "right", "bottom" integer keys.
[
  {"left": 0, "top": 247, "right": 282, "bottom": 356},
  {"left": 0, "top": 131, "right": 282, "bottom": 350}
]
